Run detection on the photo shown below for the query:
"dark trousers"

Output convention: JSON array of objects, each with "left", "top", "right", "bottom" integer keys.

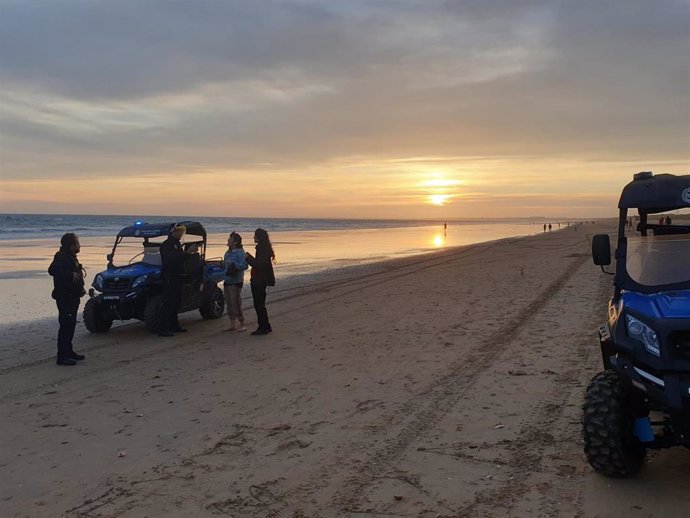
[
  {"left": 161, "top": 280, "right": 182, "bottom": 332},
  {"left": 56, "top": 295, "right": 80, "bottom": 359},
  {"left": 251, "top": 280, "right": 271, "bottom": 331}
]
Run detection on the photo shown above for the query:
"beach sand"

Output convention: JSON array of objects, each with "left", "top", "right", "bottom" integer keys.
[{"left": 1, "top": 223, "right": 688, "bottom": 517}]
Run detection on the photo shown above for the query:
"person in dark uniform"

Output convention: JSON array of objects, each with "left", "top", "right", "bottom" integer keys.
[
  {"left": 158, "top": 225, "right": 188, "bottom": 337},
  {"left": 246, "top": 228, "right": 276, "bottom": 335},
  {"left": 48, "top": 233, "right": 87, "bottom": 365}
]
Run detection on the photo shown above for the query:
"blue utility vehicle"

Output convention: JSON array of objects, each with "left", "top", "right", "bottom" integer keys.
[
  {"left": 84, "top": 221, "right": 225, "bottom": 333},
  {"left": 586, "top": 172, "right": 690, "bottom": 477}
]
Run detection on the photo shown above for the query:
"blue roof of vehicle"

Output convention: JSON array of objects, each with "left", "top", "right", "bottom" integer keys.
[
  {"left": 117, "top": 220, "right": 206, "bottom": 238},
  {"left": 619, "top": 173, "right": 690, "bottom": 213}
]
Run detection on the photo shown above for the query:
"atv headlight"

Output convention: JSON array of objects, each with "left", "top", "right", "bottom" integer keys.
[
  {"left": 626, "top": 315, "right": 660, "bottom": 357},
  {"left": 131, "top": 274, "right": 148, "bottom": 288},
  {"left": 94, "top": 274, "right": 104, "bottom": 291}
]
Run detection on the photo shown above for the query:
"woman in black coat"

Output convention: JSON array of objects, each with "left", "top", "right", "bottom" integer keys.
[{"left": 245, "top": 228, "right": 275, "bottom": 335}]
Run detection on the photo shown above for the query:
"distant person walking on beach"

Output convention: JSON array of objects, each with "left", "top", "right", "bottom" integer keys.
[
  {"left": 246, "top": 228, "right": 275, "bottom": 336},
  {"left": 543, "top": 224, "right": 547, "bottom": 232},
  {"left": 223, "top": 232, "right": 248, "bottom": 332},
  {"left": 48, "top": 233, "right": 86, "bottom": 366},
  {"left": 548, "top": 223, "right": 552, "bottom": 232},
  {"left": 158, "top": 225, "right": 188, "bottom": 337}
]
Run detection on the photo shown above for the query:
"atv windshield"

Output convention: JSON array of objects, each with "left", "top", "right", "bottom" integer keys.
[
  {"left": 626, "top": 234, "right": 690, "bottom": 286},
  {"left": 112, "top": 237, "right": 167, "bottom": 266},
  {"left": 111, "top": 236, "right": 204, "bottom": 267}
]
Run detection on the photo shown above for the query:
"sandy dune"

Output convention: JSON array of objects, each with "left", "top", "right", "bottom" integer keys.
[{"left": 1, "top": 223, "right": 688, "bottom": 517}]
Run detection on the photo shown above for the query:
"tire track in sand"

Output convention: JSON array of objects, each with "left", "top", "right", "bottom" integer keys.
[
  {"left": 327, "top": 251, "right": 592, "bottom": 514},
  {"left": 448, "top": 258, "right": 610, "bottom": 518}
]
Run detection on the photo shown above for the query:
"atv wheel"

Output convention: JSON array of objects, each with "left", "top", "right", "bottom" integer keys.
[
  {"left": 200, "top": 286, "right": 225, "bottom": 319},
  {"left": 83, "top": 298, "right": 113, "bottom": 333},
  {"left": 144, "top": 294, "right": 165, "bottom": 333},
  {"left": 583, "top": 370, "right": 646, "bottom": 477}
]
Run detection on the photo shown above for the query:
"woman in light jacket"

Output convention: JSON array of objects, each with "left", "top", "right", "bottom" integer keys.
[
  {"left": 245, "top": 228, "right": 275, "bottom": 335},
  {"left": 223, "top": 232, "right": 248, "bottom": 332}
]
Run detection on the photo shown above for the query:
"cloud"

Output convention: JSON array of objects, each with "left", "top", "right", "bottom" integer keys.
[{"left": 0, "top": 0, "right": 688, "bottom": 217}]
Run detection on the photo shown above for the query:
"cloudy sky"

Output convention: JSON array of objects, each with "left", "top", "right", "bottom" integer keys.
[{"left": 1, "top": 0, "right": 688, "bottom": 218}]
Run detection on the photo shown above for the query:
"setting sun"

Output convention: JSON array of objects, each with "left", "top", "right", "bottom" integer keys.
[{"left": 429, "top": 194, "right": 451, "bottom": 206}]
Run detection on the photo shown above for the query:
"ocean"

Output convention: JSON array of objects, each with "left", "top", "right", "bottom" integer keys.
[{"left": 0, "top": 213, "right": 544, "bottom": 241}]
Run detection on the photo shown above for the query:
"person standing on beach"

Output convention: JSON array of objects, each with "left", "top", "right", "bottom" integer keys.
[
  {"left": 246, "top": 228, "right": 275, "bottom": 336},
  {"left": 158, "top": 225, "right": 188, "bottom": 337},
  {"left": 48, "top": 233, "right": 87, "bottom": 366},
  {"left": 223, "top": 232, "right": 248, "bottom": 332}
]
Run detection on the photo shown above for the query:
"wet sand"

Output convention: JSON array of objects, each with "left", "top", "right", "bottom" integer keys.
[{"left": 1, "top": 223, "right": 688, "bottom": 517}]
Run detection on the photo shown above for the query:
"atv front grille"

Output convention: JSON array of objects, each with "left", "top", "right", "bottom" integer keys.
[
  {"left": 103, "top": 278, "right": 132, "bottom": 291},
  {"left": 670, "top": 330, "right": 690, "bottom": 361}
]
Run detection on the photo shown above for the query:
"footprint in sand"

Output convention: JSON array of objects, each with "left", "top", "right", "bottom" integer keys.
[
  {"left": 355, "top": 399, "right": 385, "bottom": 412},
  {"left": 273, "top": 439, "right": 311, "bottom": 454}
]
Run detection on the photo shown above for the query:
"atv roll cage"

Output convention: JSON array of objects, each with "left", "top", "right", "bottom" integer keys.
[
  {"left": 594, "top": 172, "right": 690, "bottom": 296},
  {"left": 107, "top": 221, "right": 208, "bottom": 268}
]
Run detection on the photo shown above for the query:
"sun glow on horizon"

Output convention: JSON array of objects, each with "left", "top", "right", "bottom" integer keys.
[
  {"left": 429, "top": 193, "right": 451, "bottom": 206},
  {"left": 421, "top": 172, "right": 462, "bottom": 207},
  {"left": 421, "top": 177, "right": 464, "bottom": 189}
]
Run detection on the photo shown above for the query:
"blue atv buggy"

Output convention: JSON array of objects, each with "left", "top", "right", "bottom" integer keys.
[
  {"left": 586, "top": 172, "right": 690, "bottom": 477},
  {"left": 84, "top": 221, "right": 226, "bottom": 333}
]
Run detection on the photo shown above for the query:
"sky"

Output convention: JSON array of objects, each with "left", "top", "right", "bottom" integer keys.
[{"left": 0, "top": 0, "right": 689, "bottom": 219}]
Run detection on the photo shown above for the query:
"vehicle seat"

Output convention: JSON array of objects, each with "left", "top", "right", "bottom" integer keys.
[
  {"left": 142, "top": 245, "right": 162, "bottom": 266},
  {"left": 652, "top": 226, "right": 690, "bottom": 236}
]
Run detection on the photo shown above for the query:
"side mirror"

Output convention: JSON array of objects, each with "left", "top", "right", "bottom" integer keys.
[{"left": 592, "top": 234, "right": 611, "bottom": 266}]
